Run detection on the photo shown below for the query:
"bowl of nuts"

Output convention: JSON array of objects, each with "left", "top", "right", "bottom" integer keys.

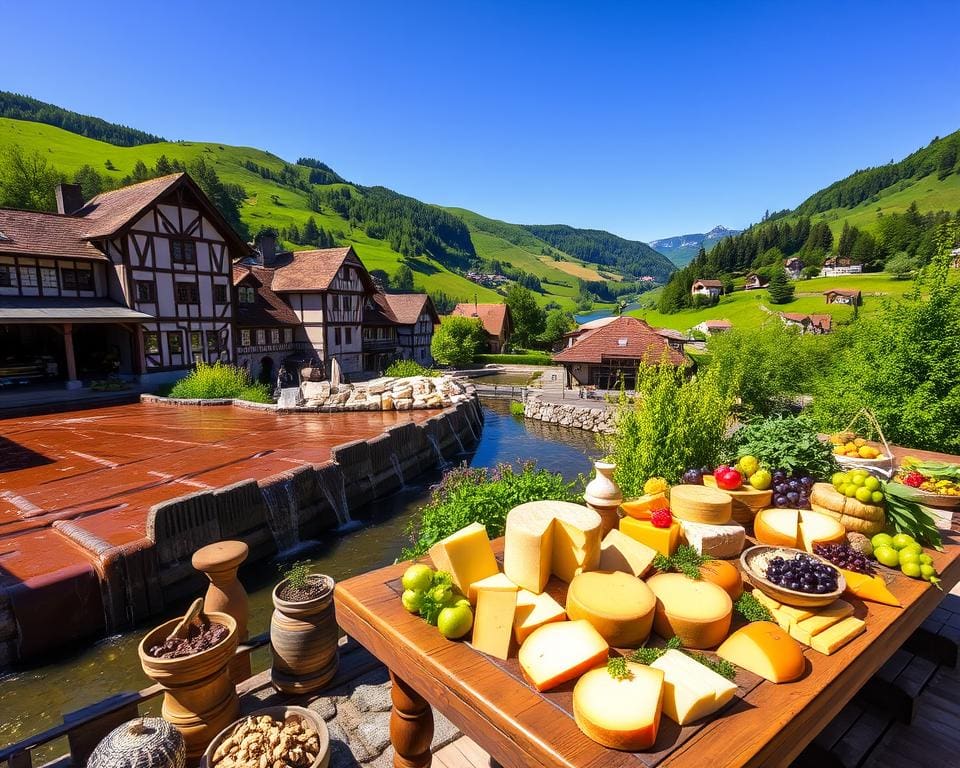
[{"left": 200, "top": 706, "right": 329, "bottom": 768}]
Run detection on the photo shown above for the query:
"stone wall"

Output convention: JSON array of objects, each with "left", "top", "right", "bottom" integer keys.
[
  {"left": 522, "top": 394, "right": 616, "bottom": 434},
  {"left": 296, "top": 375, "right": 474, "bottom": 412}
]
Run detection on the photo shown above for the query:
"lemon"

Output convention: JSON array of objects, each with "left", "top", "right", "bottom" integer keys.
[
  {"left": 900, "top": 542, "right": 923, "bottom": 557},
  {"left": 919, "top": 554, "right": 934, "bottom": 565},
  {"left": 855, "top": 486, "right": 873, "bottom": 503},
  {"left": 864, "top": 477, "right": 881, "bottom": 492},
  {"left": 871, "top": 533, "right": 894, "bottom": 549},
  {"left": 871, "top": 491, "right": 885, "bottom": 504}
]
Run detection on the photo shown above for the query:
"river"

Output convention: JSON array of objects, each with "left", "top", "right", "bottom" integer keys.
[
  {"left": 0, "top": 399, "right": 599, "bottom": 758},
  {"left": 573, "top": 302, "right": 640, "bottom": 324}
]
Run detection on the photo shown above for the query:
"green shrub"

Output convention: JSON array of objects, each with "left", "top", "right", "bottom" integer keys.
[
  {"left": 603, "top": 361, "right": 737, "bottom": 493},
  {"left": 474, "top": 352, "right": 553, "bottom": 366},
  {"left": 402, "top": 462, "right": 582, "bottom": 559},
  {"left": 168, "top": 361, "right": 272, "bottom": 403},
  {"left": 432, "top": 316, "right": 486, "bottom": 366},
  {"left": 509, "top": 400, "right": 525, "bottom": 416},
  {"left": 385, "top": 359, "right": 437, "bottom": 377}
]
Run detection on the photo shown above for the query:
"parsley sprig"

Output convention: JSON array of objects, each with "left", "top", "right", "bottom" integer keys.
[
  {"left": 623, "top": 637, "right": 737, "bottom": 681},
  {"left": 735, "top": 592, "right": 773, "bottom": 623},
  {"left": 653, "top": 545, "right": 712, "bottom": 579}
]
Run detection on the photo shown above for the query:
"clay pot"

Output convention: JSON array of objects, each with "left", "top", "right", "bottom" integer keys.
[
  {"left": 200, "top": 706, "right": 330, "bottom": 768},
  {"left": 270, "top": 574, "right": 339, "bottom": 694},
  {"left": 584, "top": 460, "right": 623, "bottom": 535},
  {"left": 192, "top": 541, "right": 250, "bottom": 683},
  {"left": 138, "top": 613, "right": 240, "bottom": 764}
]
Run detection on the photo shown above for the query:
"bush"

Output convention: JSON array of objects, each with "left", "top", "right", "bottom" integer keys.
[
  {"left": 474, "top": 352, "right": 553, "bottom": 366},
  {"left": 385, "top": 359, "right": 436, "bottom": 378},
  {"left": 603, "top": 361, "right": 738, "bottom": 493},
  {"left": 168, "top": 361, "right": 272, "bottom": 403},
  {"left": 401, "top": 462, "right": 582, "bottom": 559},
  {"left": 431, "top": 316, "right": 486, "bottom": 367},
  {"left": 509, "top": 401, "right": 525, "bottom": 416}
]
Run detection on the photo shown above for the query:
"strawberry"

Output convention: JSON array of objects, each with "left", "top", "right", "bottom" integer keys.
[
  {"left": 902, "top": 471, "right": 925, "bottom": 488},
  {"left": 650, "top": 508, "right": 673, "bottom": 529}
]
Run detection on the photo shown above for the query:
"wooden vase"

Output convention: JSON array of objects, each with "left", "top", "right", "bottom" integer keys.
[
  {"left": 192, "top": 541, "right": 250, "bottom": 683},
  {"left": 584, "top": 460, "right": 623, "bottom": 535},
  {"left": 270, "top": 574, "right": 339, "bottom": 694},
  {"left": 138, "top": 612, "right": 240, "bottom": 765}
]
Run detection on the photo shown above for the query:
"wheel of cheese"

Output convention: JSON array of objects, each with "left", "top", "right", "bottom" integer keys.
[
  {"left": 753, "top": 508, "right": 800, "bottom": 548},
  {"left": 645, "top": 573, "right": 733, "bottom": 649},
  {"left": 669, "top": 485, "right": 733, "bottom": 525},
  {"left": 699, "top": 560, "right": 743, "bottom": 601},
  {"left": 704, "top": 476, "right": 772, "bottom": 524},
  {"left": 573, "top": 662, "right": 664, "bottom": 751},
  {"left": 566, "top": 571, "right": 656, "bottom": 647},
  {"left": 809, "top": 483, "right": 885, "bottom": 522},
  {"left": 716, "top": 621, "right": 805, "bottom": 683},
  {"left": 798, "top": 509, "right": 847, "bottom": 552}
]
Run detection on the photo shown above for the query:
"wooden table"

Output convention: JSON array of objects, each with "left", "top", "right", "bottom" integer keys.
[{"left": 335, "top": 534, "right": 960, "bottom": 768}]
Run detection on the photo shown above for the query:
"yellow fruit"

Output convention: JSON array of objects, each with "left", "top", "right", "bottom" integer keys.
[
  {"left": 854, "top": 438, "right": 866, "bottom": 447},
  {"left": 834, "top": 446, "right": 845, "bottom": 455},
  {"left": 643, "top": 477, "right": 669, "bottom": 495}
]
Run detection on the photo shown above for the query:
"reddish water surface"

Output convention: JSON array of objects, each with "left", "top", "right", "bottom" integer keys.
[{"left": 0, "top": 403, "right": 432, "bottom": 585}]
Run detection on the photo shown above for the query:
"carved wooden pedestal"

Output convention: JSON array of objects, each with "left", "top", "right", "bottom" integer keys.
[
  {"left": 192, "top": 540, "right": 250, "bottom": 683},
  {"left": 390, "top": 672, "right": 434, "bottom": 768}
]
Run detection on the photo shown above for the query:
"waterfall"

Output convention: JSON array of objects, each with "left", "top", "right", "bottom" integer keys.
[
  {"left": 463, "top": 413, "right": 479, "bottom": 444},
  {"left": 427, "top": 434, "right": 450, "bottom": 470},
  {"left": 319, "top": 471, "right": 359, "bottom": 531},
  {"left": 261, "top": 478, "right": 301, "bottom": 555},
  {"left": 448, "top": 418, "right": 466, "bottom": 455},
  {"left": 389, "top": 452, "right": 407, "bottom": 488}
]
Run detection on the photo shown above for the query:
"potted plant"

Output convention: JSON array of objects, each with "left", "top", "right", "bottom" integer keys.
[{"left": 270, "top": 562, "right": 339, "bottom": 694}]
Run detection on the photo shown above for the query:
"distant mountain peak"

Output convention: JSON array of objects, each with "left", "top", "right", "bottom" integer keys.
[
  {"left": 649, "top": 226, "right": 742, "bottom": 267},
  {"left": 705, "top": 225, "right": 734, "bottom": 238}
]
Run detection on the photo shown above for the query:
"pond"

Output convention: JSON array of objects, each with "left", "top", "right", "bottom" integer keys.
[
  {"left": 0, "top": 399, "right": 600, "bottom": 758},
  {"left": 573, "top": 302, "right": 640, "bottom": 324}
]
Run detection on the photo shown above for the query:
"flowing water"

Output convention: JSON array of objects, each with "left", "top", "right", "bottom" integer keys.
[{"left": 0, "top": 400, "right": 600, "bottom": 757}]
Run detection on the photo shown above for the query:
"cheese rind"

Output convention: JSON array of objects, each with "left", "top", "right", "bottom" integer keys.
[
  {"left": 518, "top": 620, "right": 609, "bottom": 691},
  {"left": 428, "top": 522, "right": 499, "bottom": 598},
  {"left": 573, "top": 662, "right": 664, "bottom": 751},
  {"left": 646, "top": 573, "right": 733, "bottom": 649},
  {"left": 565, "top": 571, "right": 656, "bottom": 647},
  {"left": 680, "top": 520, "right": 746, "bottom": 559},
  {"left": 716, "top": 622, "right": 805, "bottom": 683},
  {"left": 599, "top": 529, "right": 657, "bottom": 577},
  {"left": 810, "top": 616, "right": 866, "bottom": 655},
  {"left": 472, "top": 587, "right": 518, "bottom": 660},
  {"left": 619, "top": 517, "right": 681, "bottom": 557},
  {"left": 651, "top": 649, "right": 738, "bottom": 725},
  {"left": 503, "top": 501, "right": 602, "bottom": 593},
  {"left": 514, "top": 589, "right": 566, "bottom": 644}
]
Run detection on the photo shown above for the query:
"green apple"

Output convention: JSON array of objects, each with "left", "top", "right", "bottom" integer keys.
[
  {"left": 855, "top": 486, "right": 873, "bottom": 504},
  {"left": 919, "top": 553, "right": 934, "bottom": 565},
  {"left": 874, "top": 546, "right": 899, "bottom": 568},
  {"left": 900, "top": 562, "right": 922, "bottom": 578},
  {"left": 864, "top": 476, "right": 881, "bottom": 492},
  {"left": 831, "top": 471, "right": 848, "bottom": 488},
  {"left": 401, "top": 564, "right": 435, "bottom": 593},
  {"left": 437, "top": 604, "right": 473, "bottom": 639},
  {"left": 870, "top": 491, "right": 884, "bottom": 504},
  {"left": 749, "top": 469, "right": 772, "bottom": 491},
  {"left": 891, "top": 533, "right": 916, "bottom": 551},
  {"left": 871, "top": 533, "right": 894, "bottom": 550},
  {"left": 920, "top": 564, "right": 937, "bottom": 579},
  {"left": 898, "top": 550, "right": 920, "bottom": 566},
  {"left": 401, "top": 589, "right": 425, "bottom": 614}
]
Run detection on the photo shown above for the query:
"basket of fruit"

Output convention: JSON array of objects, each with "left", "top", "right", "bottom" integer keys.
[
  {"left": 825, "top": 409, "right": 893, "bottom": 472},
  {"left": 740, "top": 545, "right": 845, "bottom": 608},
  {"left": 893, "top": 459, "right": 960, "bottom": 510}
]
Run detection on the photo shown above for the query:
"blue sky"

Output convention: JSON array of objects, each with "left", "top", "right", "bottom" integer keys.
[{"left": 2, "top": 0, "right": 958, "bottom": 241}]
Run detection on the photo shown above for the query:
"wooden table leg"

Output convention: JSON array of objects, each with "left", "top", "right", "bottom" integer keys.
[{"left": 390, "top": 671, "right": 434, "bottom": 768}]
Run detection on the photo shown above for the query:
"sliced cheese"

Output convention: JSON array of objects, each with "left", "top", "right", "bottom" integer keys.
[
  {"left": 514, "top": 589, "right": 566, "bottom": 644},
  {"left": 566, "top": 571, "right": 656, "bottom": 647},
  {"left": 467, "top": 572, "right": 517, "bottom": 604},
  {"left": 503, "top": 501, "right": 602, "bottom": 593},
  {"left": 777, "top": 604, "right": 816, "bottom": 625},
  {"left": 751, "top": 589, "right": 782, "bottom": 613},
  {"left": 428, "top": 522, "right": 498, "bottom": 598},
  {"left": 646, "top": 573, "right": 732, "bottom": 649},
  {"left": 472, "top": 585, "right": 518, "bottom": 660},
  {"left": 599, "top": 529, "right": 657, "bottom": 577},
  {"left": 680, "top": 520, "right": 746, "bottom": 559},
  {"left": 716, "top": 622, "right": 805, "bottom": 683},
  {"left": 669, "top": 484, "right": 733, "bottom": 525},
  {"left": 753, "top": 508, "right": 846, "bottom": 552},
  {"left": 619, "top": 517, "right": 681, "bottom": 557},
  {"left": 789, "top": 600, "right": 854, "bottom": 646},
  {"left": 798, "top": 511, "right": 847, "bottom": 552},
  {"left": 573, "top": 662, "right": 663, "bottom": 751},
  {"left": 620, "top": 492, "right": 669, "bottom": 520},
  {"left": 650, "top": 649, "right": 738, "bottom": 725},
  {"left": 810, "top": 616, "right": 866, "bottom": 655},
  {"left": 518, "top": 620, "right": 609, "bottom": 692}
]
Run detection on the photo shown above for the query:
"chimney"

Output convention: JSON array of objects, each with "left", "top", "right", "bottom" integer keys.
[
  {"left": 257, "top": 232, "right": 277, "bottom": 267},
  {"left": 55, "top": 183, "right": 85, "bottom": 215}
]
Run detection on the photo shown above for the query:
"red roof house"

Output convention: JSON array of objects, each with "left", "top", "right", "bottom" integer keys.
[{"left": 450, "top": 303, "right": 513, "bottom": 352}]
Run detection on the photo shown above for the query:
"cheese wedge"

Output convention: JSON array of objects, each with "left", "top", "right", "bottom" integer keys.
[
  {"left": 471, "top": 579, "right": 519, "bottom": 660},
  {"left": 798, "top": 511, "right": 847, "bottom": 552},
  {"left": 840, "top": 569, "right": 901, "bottom": 607},
  {"left": 789, "top": 600, "right": 854, "bottom": 646},
  {"left": 599, "top": 529, "right": 657, "bottom": 577},
  {"left": 573, "top": 662, "right": 664, "bottom": 751},
  {"left": 514, "top": 589, "right": 566, "bottom": 644},
  {"left": 467, "top": 572, "right": 517, "bottom": 604},
  {"left": 650, "top": 649, "right": 738, "bottom": 725},
  {"left": 566, "top": 571, "right": 656, "bottom": 647},
  {"left": 503, "top": 501, "right": 602, "bottom": 593},
  {"left": 716, "top": 622, "right": 805, "bottom": 683},
  {"left": 680, "top": 519, "right": 746, "bottom": 559},
  {"left": 753, "top": 508, "right": 846, "bottom": 552},
  {"left": 428, "top": 522, "right": 498, "bottom": 598},
  {"left": 620, "top": 492, "right": 669, "bottom": 520},
  {"left": 518, "top": 620, "right": 609, "bottom": 691},
  {"left": 619, "top": 516, "right": 681, "bottom": 557},
  {"left": 646, "top": 573, "right": 732, "bottom": 649},
  {"left": 810, "top": 616, "right": 866, "bottom": 655}
]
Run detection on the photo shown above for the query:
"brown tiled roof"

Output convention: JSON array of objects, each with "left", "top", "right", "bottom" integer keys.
[
  {"left": 232, "top": 264, "right": 300, "bottom": 327},
  {"left": 270, "top": 247, "right": 372, "bottom": 292},
  {"left": 704, "top": 319, "right": 732, "bottom": 328},
  {"left": 781, "top": 312, "right": 832, "bottom": 332},
  {"left": 553, "top": 316, "right": 687, "bottom": 366},
  {"left": 0, "top": 209, "right": 106, "bottom": 260},
  {"left": 693, "top": 279, "right": 723, "bottom": 288},
  {"left": 381, "top": 293, "right": 438, "bottom": 325},
  {"left": 450, "top": 303, "right": 511, "bottom": 337},
  {"left": 656, "top": 327, "right": 686, "bottom": 340},
  {"left": 824, "top": 288, "right": 861, "bottom": 297},
  {"left": 79, "top": 174, "right": 183, "bottom": 238}
]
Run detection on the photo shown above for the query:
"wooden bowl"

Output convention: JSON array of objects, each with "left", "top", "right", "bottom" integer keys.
[
  {"left": 200, "top": 706, "right": 330, "bottom": 768},
  {"left": 740, "top": 545, "right": 846, "bottom": 608}
]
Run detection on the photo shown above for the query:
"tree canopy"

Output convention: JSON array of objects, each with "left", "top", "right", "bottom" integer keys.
[
  {"left": 431, "top": 316, "right": 487, "bottom": 367},
  {"left": 505, "top": 285, "right": 545, "bottom": 348}
]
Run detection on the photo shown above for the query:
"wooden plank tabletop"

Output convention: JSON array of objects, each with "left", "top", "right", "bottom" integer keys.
[{"left": 335, "top": 531, "right": 960, "bottom": 768}]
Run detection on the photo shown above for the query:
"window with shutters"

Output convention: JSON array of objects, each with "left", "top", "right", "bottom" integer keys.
[
  {"left": 144, "top": 332, "right": 160, "bottom": 354},
  {"left": 256, "top": 329, "right": 266, "bottom": 345},
  {"left": 238, "top": 285, "right": 255, "bottom": 303},
  {"left": 206, "top": 331, "right": 220, "bottom": 352},
  {"left": 190, "top": 332, "right": 203, "bottom": 353},
  {"left": 271, "top": 329, "right": 280, "bottom": 344},
  {"left": 240, "top": 329, "right": 251, "bottom": 346}
]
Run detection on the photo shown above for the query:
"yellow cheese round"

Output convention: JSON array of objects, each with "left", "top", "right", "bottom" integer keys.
[
  {"left": 716, "top": 621, "right": 805, "bottom": 683},
  {"left": 669, "top": 485, "right": 733, "bottom": 525},
  {"left": 566, "top": 571, "right": 656, "bottom": 647},
  {"left": 573, "top": 662, "right": 664, "bottom": 751},
  {"left": 645, "top": 573, "right": 733, "bottom": 649},
  {"left": 753, "top": 507, "right": 800, "bottom": 548}
]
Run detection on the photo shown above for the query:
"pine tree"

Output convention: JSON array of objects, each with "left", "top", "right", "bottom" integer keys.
[
  {"left": 766, "top": 266, "right": 795, "bottom": 305},
  {"left": 154, "top": 154, "right": 173, "bottom": 176},
  {"left": 302, "top": 217, "right": 320, "bottom": 245}
]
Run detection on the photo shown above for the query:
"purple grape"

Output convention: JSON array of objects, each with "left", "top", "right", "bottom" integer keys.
[
  {"left": 787, "top": 479, "right": 800, "bottom": 492},
  {"left": 786, "top": 491, "right": 799, "bottom": 505},
  {"left": 774, "top": 483, "right": 788, "bottom": 495},
  {"left": 800, "top": 476, "right": 815, "bottom": 489},
  {"left": 682, "top": 468, "right": 704, "bottom": 485},
  {"left": 774, "top": 494, "right": 788, "bottom": 507},
  {"left": 772, "top": 470, "right": 787, "bottom": 483}
]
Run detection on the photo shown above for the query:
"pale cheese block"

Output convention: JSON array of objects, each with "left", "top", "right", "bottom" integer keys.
[
  {"left": 798, "top": 510, "right": 847, "bottom": 552},
  {"left": 514, "top": 589, "right": 566, "bottom": 644},
  {"left": 810, "top": 616, "right": 866, "bottom": 655},
  {"left": 503, "top": 501, "right": 602, "bottom": 593},
  {"left": 428, "top": 522, "right": 498, "bottom": 599},
  {"left": 467, "top": 572, "right": 517, "bottom": 604},
  {"left": 573, "top": 662, "right": 664, "bottom": 751},
  {"left": 650, "top": 649, "right": 738, "bottom": 725},
  {"left": 789, "top": 600, "right": 854, "bottom": 646},
  {"left": 518, "top": 620, "right": 609, "bottom": 691},
  {"left": 566, "top": 571, "right": 656, "bottom": 647},
  {"left": 669, "top": 484, "right": 733, "bottom": 525},
  {"left": 599, "top": 529, "right": 657, "bottom": 577},
  {"left": 645, "top": 573, "right": 733, "bottom": 649},
  {"left": 680, "top": 520, "right": 746, "bottom": 558},
  {"left": 716, "top": 621, "right": 805, "bottom": 683},
  {"left": 472, "top": 586, "right": 518, "bottom": 660},
  {"left": 754, "top": 508, "right": 846, "bottom": 552}
]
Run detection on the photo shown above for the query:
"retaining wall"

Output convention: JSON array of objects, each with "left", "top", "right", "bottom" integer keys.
[{"left": 523, "top": 394, "right": 616, "bottom": 433}]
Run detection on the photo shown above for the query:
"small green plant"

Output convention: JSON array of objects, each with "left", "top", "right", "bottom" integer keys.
[
  {"left": 281, "top": 560, "right": 312, "bottom": 590},
  {"left": 509, "top": 401, "right": 525, "bottom": 417},
  {"left": 724, "top": 414, "right": 837, "bottom": 478},
  {"left": 385, "top": 359, "right": 437, "bottom": 378},
  {"left": 168, "top": 361, "right": 272, "bottom": 403},
  {"left": 474, "top": 352, "right": 553, "bottom": 366}
]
